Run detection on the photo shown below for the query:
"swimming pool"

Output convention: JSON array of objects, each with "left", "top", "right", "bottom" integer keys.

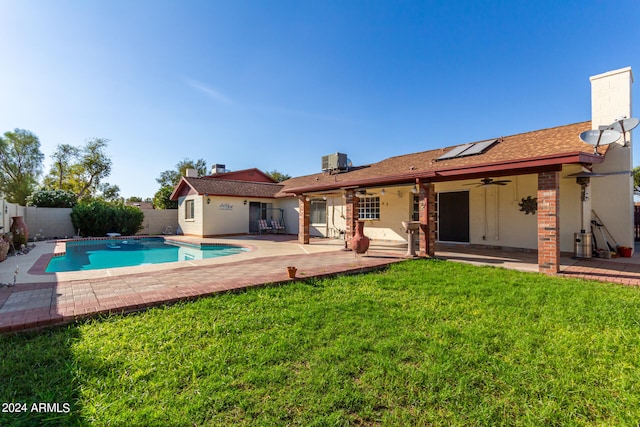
[{"left": 46, "top": 237, "right": 248, "bottom": 273}]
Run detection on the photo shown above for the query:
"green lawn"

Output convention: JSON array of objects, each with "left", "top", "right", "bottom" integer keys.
[{"left": 1, "top": 259, "right": 640, "bottom": 426}]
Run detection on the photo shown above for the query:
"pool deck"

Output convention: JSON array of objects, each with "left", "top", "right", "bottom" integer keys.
[{"left": 1, "top": 235, "right": 639, "bottom": 333}]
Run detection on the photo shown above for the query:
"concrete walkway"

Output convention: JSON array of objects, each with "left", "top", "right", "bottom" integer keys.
[{"left": 1, "top": 235, "right": 639, "bottom": 333}]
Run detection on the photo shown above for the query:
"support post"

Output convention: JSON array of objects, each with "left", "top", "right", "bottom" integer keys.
[
  {"left": 537, "top": 171, "right": 560, "bottom": 274},
  {"left": 345, "top": 190, "right": 359, "bottom": 240},
  {"left": 298, "top": 195, "right": 310, "bottom": 244},
  {"left": 418, "top": 180, "right": 436, "bottom": 257}
]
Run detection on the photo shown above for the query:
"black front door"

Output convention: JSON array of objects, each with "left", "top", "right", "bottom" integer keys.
[{"left": 438, "top": 191, "right": 470, "bottom": 242}]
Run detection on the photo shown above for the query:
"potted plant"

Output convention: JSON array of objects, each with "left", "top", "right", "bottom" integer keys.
[{"left": 287, "top": 266, "right": 297, "bottom": 279}]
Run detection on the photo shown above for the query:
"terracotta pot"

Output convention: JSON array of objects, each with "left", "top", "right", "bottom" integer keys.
[
  {"left": 10, "top": 216, "right": 29, "bottom": 242},
  {"left": 350, "top": 221, "right": 370, "bottom": 254},
  {"left": 287, "top": 266, "right": 297, "bottom": 278}
]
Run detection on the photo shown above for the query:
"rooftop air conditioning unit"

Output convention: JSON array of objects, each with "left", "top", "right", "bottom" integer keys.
[{"left": 321, "top": 153, "right": 348, "bottom": 172}]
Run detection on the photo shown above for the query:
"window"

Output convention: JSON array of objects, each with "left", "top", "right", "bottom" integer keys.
[
  {"left": 310, "top": 200, "right": 327, "bottom": 224},
  {"left": 358, "top": 196, "right": 380, "bottom": 220},
  {"left": 185, "top": 199, "right": 195, "bottom": 220},
  {"left": 412, "top": 194, "right": 420, "bottom": 221}
]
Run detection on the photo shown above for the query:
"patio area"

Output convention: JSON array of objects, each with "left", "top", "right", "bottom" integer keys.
[{"left": 1, "top": 235, "right": 639, "bottom": 333}]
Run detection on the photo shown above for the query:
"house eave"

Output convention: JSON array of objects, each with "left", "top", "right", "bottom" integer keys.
[{"left": 282, "top": 152, "right": 602, "bottom": 195}]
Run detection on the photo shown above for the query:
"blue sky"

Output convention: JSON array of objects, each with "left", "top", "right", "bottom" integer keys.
[{"left": 1, "top": 1, "right": 639, "bottom": 199}]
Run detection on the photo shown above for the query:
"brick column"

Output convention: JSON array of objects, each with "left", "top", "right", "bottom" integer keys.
[
  {"left": 537, "top": 171, "right": 560, "bottom": 274},
  {"left": 345, "top": 190, "right": 359, "bottom": 240},
  {"left": 298, "top": 195, "right": 310, "bottom": 244},
  {"left": 418, "top": 181, "right": 436, "bottom": 257}
]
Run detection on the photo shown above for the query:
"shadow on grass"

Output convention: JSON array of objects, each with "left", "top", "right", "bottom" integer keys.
[{"left": 0, "top": 326, "right": 85, "bottom": 426}]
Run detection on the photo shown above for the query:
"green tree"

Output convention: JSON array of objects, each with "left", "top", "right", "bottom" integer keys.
[
  {"left": 127, "top": 196, "right": 143, "bottom": 203},
  {"left": 265, "top": 169, "right": 291, "bottom": 182},
  {"left": 97, "top": 183, "right": 121, "bottom": 202},
  {"left": 43, "top": 138, "right": 114, "bottom": 200},
  {"left": 153, "top": 185, "right": 178, "bottom": 209},
  {"left": 0, "top": 129, "right": 45, "bottom": 204},
  {"left": 156, "top": 158, "right": 208, "bottom": 187},
  {"left": 48, "top": 144, "right": 80, "bottom": 191},
  {"left": 75, "top": 138, "right": 112, "bottom": 199},
  {"left": 633, "top": 166, "right": 640, "bottom": 195}
]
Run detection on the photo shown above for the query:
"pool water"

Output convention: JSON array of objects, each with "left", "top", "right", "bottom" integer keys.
[{"left": 46, "top": 238, "right": 248, "bottom": 273}]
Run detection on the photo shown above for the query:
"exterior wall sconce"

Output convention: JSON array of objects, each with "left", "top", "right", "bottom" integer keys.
[
  {"left": 322, "top": 195, "right": 327, "bottom": 201},
  {"left": 243, "top": 200, "right": 247, "bottom": 205},
  {"left": 380, "top": 189, "right": 386, "bottom": 196},
  {"left": 204, "top": 194, "right": 210, "bottom": 204},
  {"left": 411, "top": 185, "right": 419, "bottom": 194}
]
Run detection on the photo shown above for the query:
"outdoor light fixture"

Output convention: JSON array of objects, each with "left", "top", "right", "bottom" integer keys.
[
  {"left": 205, "top": 194, "right": 210, "bottom": 204},
  {"left": 411, "top": 185, "right": 419, "bottom": 194},
  {"left": 243, "top": 200, "right": 247, "bottom": 205},
  {"left": 380, "top": 189, "right": 386, "bottom": 196},
  {"left": 322, "top": 195, "right": 327, "bottom": 201}
]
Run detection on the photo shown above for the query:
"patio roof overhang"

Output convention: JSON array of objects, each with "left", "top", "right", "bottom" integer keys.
[{"left": 283, "top": 151, "right": 603, "bottom": 195}]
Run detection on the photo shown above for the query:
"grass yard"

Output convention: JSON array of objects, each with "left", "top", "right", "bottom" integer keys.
[{"left": 1, "top": 259, "right": 640, "bottom": 426}]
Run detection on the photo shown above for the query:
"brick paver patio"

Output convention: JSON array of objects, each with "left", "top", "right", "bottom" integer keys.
[
  {"left": 1, "top": 236, "right": 639, "bottom": 334},
  {"left": 0, "top": 248, "right": 405, "bottom": 333}
]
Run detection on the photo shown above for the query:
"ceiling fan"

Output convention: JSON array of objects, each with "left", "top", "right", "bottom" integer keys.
[{"left": 464, "top": 178, "right": 512, "bottom": 187}]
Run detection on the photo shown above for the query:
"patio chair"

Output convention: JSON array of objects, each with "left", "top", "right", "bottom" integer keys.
[
  {"left": 258, "top": 219, "right": 272, "bottom": 235},
  {"left": 271, "top": 220, "right": 285, "bottom": 234}
]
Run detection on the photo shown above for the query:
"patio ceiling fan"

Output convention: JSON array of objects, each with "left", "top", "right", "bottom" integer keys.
[{"left": 464, "top": 178, "right": 512, "bottom": 187}]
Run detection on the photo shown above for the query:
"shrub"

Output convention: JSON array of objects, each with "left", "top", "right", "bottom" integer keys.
[
  {"left": 70, "top": 201, "right": 144, "bottom": 237},
  {"left": 27, "top": 189, "right": 78, "bottom": 208}
]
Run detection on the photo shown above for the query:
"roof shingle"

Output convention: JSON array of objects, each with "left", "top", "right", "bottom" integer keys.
[
  {"left": 278, "top": 121, "right": 603, "bottom": 195},
  {"left": 175, "top": 177, "right": 284, "bottom": 199}
]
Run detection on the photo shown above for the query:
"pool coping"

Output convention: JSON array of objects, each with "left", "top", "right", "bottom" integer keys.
[{"left": 28, "top": 236, "right": 256, "bottom": 276}]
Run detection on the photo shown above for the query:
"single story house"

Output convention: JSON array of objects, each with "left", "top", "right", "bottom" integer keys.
[{"left": 171, "top": 67, "right": 635, "bottom": 274}]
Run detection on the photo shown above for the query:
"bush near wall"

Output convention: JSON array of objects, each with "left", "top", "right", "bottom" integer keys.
[
  {"left": 27, "top": 189, "right": 78, "bottom": 208},
  {"left": 70, "top": 201, "right": 144, "bottom": 237}
]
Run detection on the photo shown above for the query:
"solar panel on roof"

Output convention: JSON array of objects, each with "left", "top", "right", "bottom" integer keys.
[
  {"left": 460, "top": 139, "right": 498, "bottom": 156},
  {"left": 435, "top": 139, "right": 498, "bottom": 161},
  {"left": 436, "top": 143, "right": 473, "bottom": 161}
]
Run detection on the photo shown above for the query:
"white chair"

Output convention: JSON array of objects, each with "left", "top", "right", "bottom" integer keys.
[
  {"left": 271, "top": 220, "right": 285, "bottom": 234},
  {"left": 258, "top": 220, "right": 272, "bottom": 235}
]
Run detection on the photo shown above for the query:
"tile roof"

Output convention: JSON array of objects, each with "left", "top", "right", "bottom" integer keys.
[
  {"left": 279, "top": 121, "right": 605, "bottom": 195},
  {"left": 174, "top": 177, "right": 284, "bottom": 199}
]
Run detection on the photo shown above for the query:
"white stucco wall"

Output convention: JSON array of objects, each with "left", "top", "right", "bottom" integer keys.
[
  {"left": 178, "top": 195, "right": 204, "bottom": 236},
  {"left": 203, "top": 196, "right": 252, "bottom": 236},
  {"left": 275, "top": 198, "right": 300, "bottom": 235},
  {"left": 303, "top": 173, "right": 583, "bottom": 253},
  {"left": 359, "top": 188, "right": 415, "bottom": 242}
]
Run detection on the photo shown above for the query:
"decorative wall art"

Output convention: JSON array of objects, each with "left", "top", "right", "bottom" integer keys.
[{"left": 519, "top": 196, "right": 537, "bottom": 215}]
